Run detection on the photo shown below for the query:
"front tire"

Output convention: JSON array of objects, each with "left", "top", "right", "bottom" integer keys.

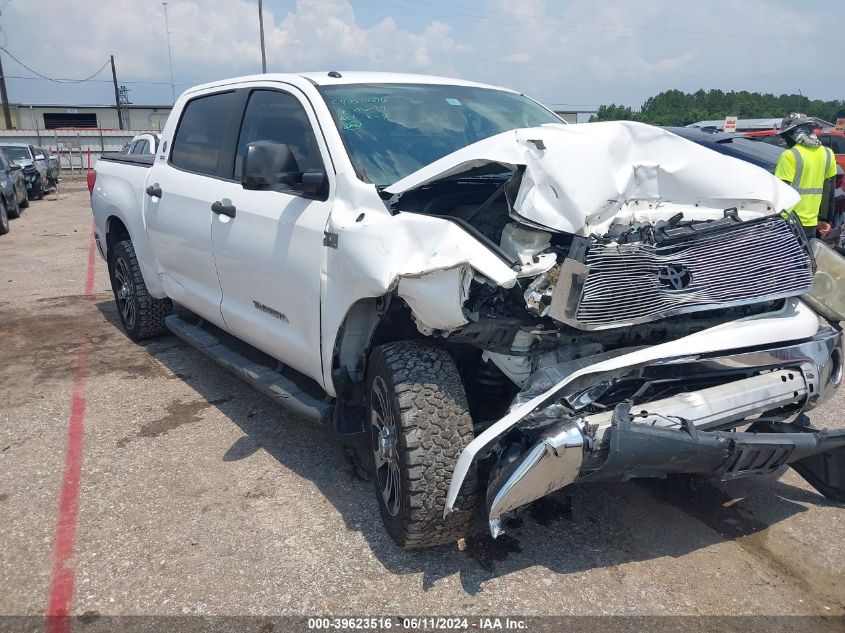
[
  {"left": 367, "top": 341, "right": 478, "bottom": 548},
  {"left": 108, "top": 239, "right": 172, "bottom": 340}
]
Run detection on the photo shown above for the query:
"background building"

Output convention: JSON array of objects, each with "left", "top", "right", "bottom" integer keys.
[
  {"left": 0, "top": 103, "right": 172, "bottom": 131},
  {"left": 552, "top": 110, "right": 581, "bottom": 124}
]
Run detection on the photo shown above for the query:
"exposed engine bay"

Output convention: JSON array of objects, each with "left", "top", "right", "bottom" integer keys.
[
  {"left": 361, "top": 123, "right": 820, "bottom": 404},
  {"left": 376, "top": 123, "right": 845, "bottom": 535},
  {"left": 389, "top": 166, "right": 815, "bottom": 394}
]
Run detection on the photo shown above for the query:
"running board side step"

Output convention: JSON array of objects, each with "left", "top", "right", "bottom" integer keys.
[{"left": 165, "top": 315, "right": 334, "bottom": 424}]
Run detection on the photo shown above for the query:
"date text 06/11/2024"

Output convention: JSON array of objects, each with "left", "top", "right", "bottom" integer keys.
[{"left": 306, "top": 617, "right": 529, "bottom": 630}]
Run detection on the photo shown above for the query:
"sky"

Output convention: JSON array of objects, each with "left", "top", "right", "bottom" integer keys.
[{"left": 0, "top": 0, "right": 838, "bottom": 112}]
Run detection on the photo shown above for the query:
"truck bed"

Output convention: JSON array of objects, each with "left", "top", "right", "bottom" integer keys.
[{"left": 98, "top": 153, "right": 155, "bottom": 167}]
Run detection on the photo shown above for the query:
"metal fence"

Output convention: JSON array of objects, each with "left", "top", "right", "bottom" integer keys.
[{"left": 0, "top": 128, "right": 156, "bottom": 171}]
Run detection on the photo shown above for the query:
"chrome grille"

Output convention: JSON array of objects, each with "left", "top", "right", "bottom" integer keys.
[{"left": 558, "top": 216, "right": 814, "bottom": 330}]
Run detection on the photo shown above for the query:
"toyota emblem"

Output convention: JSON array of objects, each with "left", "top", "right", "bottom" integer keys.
[{"left": 658, "top": 264, "right": 693, "bottom": 290}]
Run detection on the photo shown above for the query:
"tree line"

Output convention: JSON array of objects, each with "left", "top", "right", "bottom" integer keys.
[{"left": 590, "top": 89, "right": 845, "bottom": 127}]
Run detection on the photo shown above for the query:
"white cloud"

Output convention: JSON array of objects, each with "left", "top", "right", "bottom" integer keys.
[
  {"left": 0, "top": 0, "right": 838, "bottom": 108},
  {"left": 449, "top": 0, "right": 839, "bottom": 106},
  {"left": 262, "top": 1, "right": 464, "bottom": 75},
  {"left": 2, "top": 0, "right": 461, "bottom": 88}
]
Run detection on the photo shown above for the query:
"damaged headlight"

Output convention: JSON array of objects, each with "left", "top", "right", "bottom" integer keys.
[
  {"left": 803, "top": 240, "right": 845, "bottom": 321},
  {"left": 524, "top": 265, "right": 559, "bottom": 316}
]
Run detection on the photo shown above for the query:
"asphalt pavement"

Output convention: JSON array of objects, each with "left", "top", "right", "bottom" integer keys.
[{"left": 1, "top": 180, "right": 843, "bottom": 628}]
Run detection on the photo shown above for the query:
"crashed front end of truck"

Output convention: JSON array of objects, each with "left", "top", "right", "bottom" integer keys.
[{"left": 380, "top": 122, "right": 845, "bottom": 537}]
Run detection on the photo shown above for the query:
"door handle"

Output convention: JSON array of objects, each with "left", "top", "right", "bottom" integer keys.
[
  {"left": 211, "top": 200, "right": 236, "bottom": 219},
  {"left": 145, "top": 184, "right": 162, "bottom": 198}
]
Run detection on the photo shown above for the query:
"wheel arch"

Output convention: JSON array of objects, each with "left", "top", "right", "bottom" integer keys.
[
  {"left": 102, "top": 210, "right": 167, "bottom": 299},
  {"left": 330, "top": 294, "right": 423, "bottom": 405},
  {"left": 105, "top": 215, "right": 131, "bottom": 255}
]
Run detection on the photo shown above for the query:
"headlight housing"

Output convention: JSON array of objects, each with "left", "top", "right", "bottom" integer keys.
[{"left": 803, "top": 239, "right": 845, "bottom": 321}]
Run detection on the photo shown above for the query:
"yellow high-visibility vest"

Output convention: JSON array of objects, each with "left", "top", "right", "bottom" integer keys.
[{"left": 775, "top": 144, "right": 837, "bottom": 226}]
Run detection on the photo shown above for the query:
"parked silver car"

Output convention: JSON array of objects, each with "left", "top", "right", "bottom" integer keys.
[{"left": 0, "top": 143, "right": 50, "bottom": 199}]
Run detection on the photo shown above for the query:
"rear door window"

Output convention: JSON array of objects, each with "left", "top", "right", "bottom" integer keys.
[{"left": 170, "top": 91, "right": 239, "bottom": 177}]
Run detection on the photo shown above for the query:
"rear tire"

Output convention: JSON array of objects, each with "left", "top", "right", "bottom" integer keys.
[
  {"left": 0, "top": 198, "right": 9, "bottom": 235},
  {"left": 367, "top": 340, "right": 478, "bottom": 548},
  {"left": 108, "top": 239, "right": 172, "bottom": 340}
]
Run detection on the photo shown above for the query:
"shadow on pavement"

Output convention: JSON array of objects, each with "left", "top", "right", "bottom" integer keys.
[{"left": 95, "top": 299, "right": 837, "bottom": 596}]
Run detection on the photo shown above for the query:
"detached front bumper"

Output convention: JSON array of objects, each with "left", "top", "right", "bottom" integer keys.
[
  {"left": 450, "top": 318, "right": 845, "bottom": 537},
  {"left": 487, "top": 406, "right": 845, "bottom": 537}
]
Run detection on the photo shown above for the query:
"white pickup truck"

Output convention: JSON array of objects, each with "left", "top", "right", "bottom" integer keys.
[{"left": 91, "top": 71, "right": 845, "bottom": 548}]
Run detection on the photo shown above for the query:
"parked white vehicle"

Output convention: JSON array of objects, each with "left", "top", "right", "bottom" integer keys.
[
  {"left": 123, "top": 133, "right": 160, "bottom": 156},
  {"left": 91, "top": 72, "right": 845, "bottom": 548}
]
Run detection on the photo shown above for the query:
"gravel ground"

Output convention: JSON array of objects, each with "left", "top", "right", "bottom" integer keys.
[{"left": 0, "top": 182, "right": 843, "bottom": 626}]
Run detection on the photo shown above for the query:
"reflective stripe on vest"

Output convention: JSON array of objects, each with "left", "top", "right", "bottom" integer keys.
[{"left": 791, "top": 146, "right": 833, "bottom": 194}]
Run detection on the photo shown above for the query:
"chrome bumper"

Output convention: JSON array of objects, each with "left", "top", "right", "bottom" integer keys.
[
  {"left": 487, "top": 421, "right": 584, "bottom": 538},
  {"left": 480, "top": 327, "right": 844, "bottom": 537},
  {"left": 486, "top": 369, "right": 808, "bottom": 535}
]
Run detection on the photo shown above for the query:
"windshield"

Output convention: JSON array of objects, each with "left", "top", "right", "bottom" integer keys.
[
  {"left": 319, "top": 83, "right": 561, "bottom": 186},
  {"left": 1, "top": 146, "right": 30, "bottom": 161}
]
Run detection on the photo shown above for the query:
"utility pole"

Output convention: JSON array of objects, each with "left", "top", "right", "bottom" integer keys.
[
  {"left": 162, "top": 2, "right": 176, "bottom": 103},
  {"left": 110, "top": 55, "right": 124, "bottom": 130},
  {"left": 0, "top": 52, "right": 12, "bottom": 129},
  {"left": 258, "top": 0, "right": 267, "bottom": 73}
]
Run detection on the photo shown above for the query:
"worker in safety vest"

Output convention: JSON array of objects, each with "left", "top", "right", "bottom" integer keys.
[{"left": 774, "top": 113, "right": 837, "bottom": 239}]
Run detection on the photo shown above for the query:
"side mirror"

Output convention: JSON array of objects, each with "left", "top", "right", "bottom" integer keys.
[
  {"left": 297, "top": 168, "right": 327, "bottom": 196},
  {"left": 242, "top": 141, "right": 300, "bottom": 190},
  {"left": 242, "top": 141, "right": 328, "bottom": 198}
]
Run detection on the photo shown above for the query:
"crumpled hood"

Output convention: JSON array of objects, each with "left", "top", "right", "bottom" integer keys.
[
  {"left": 14, "top": 159, "right": 35, "bottom": 169},
  {"left": 385, "top": 121, "right": 800, "bottom": 235}
]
